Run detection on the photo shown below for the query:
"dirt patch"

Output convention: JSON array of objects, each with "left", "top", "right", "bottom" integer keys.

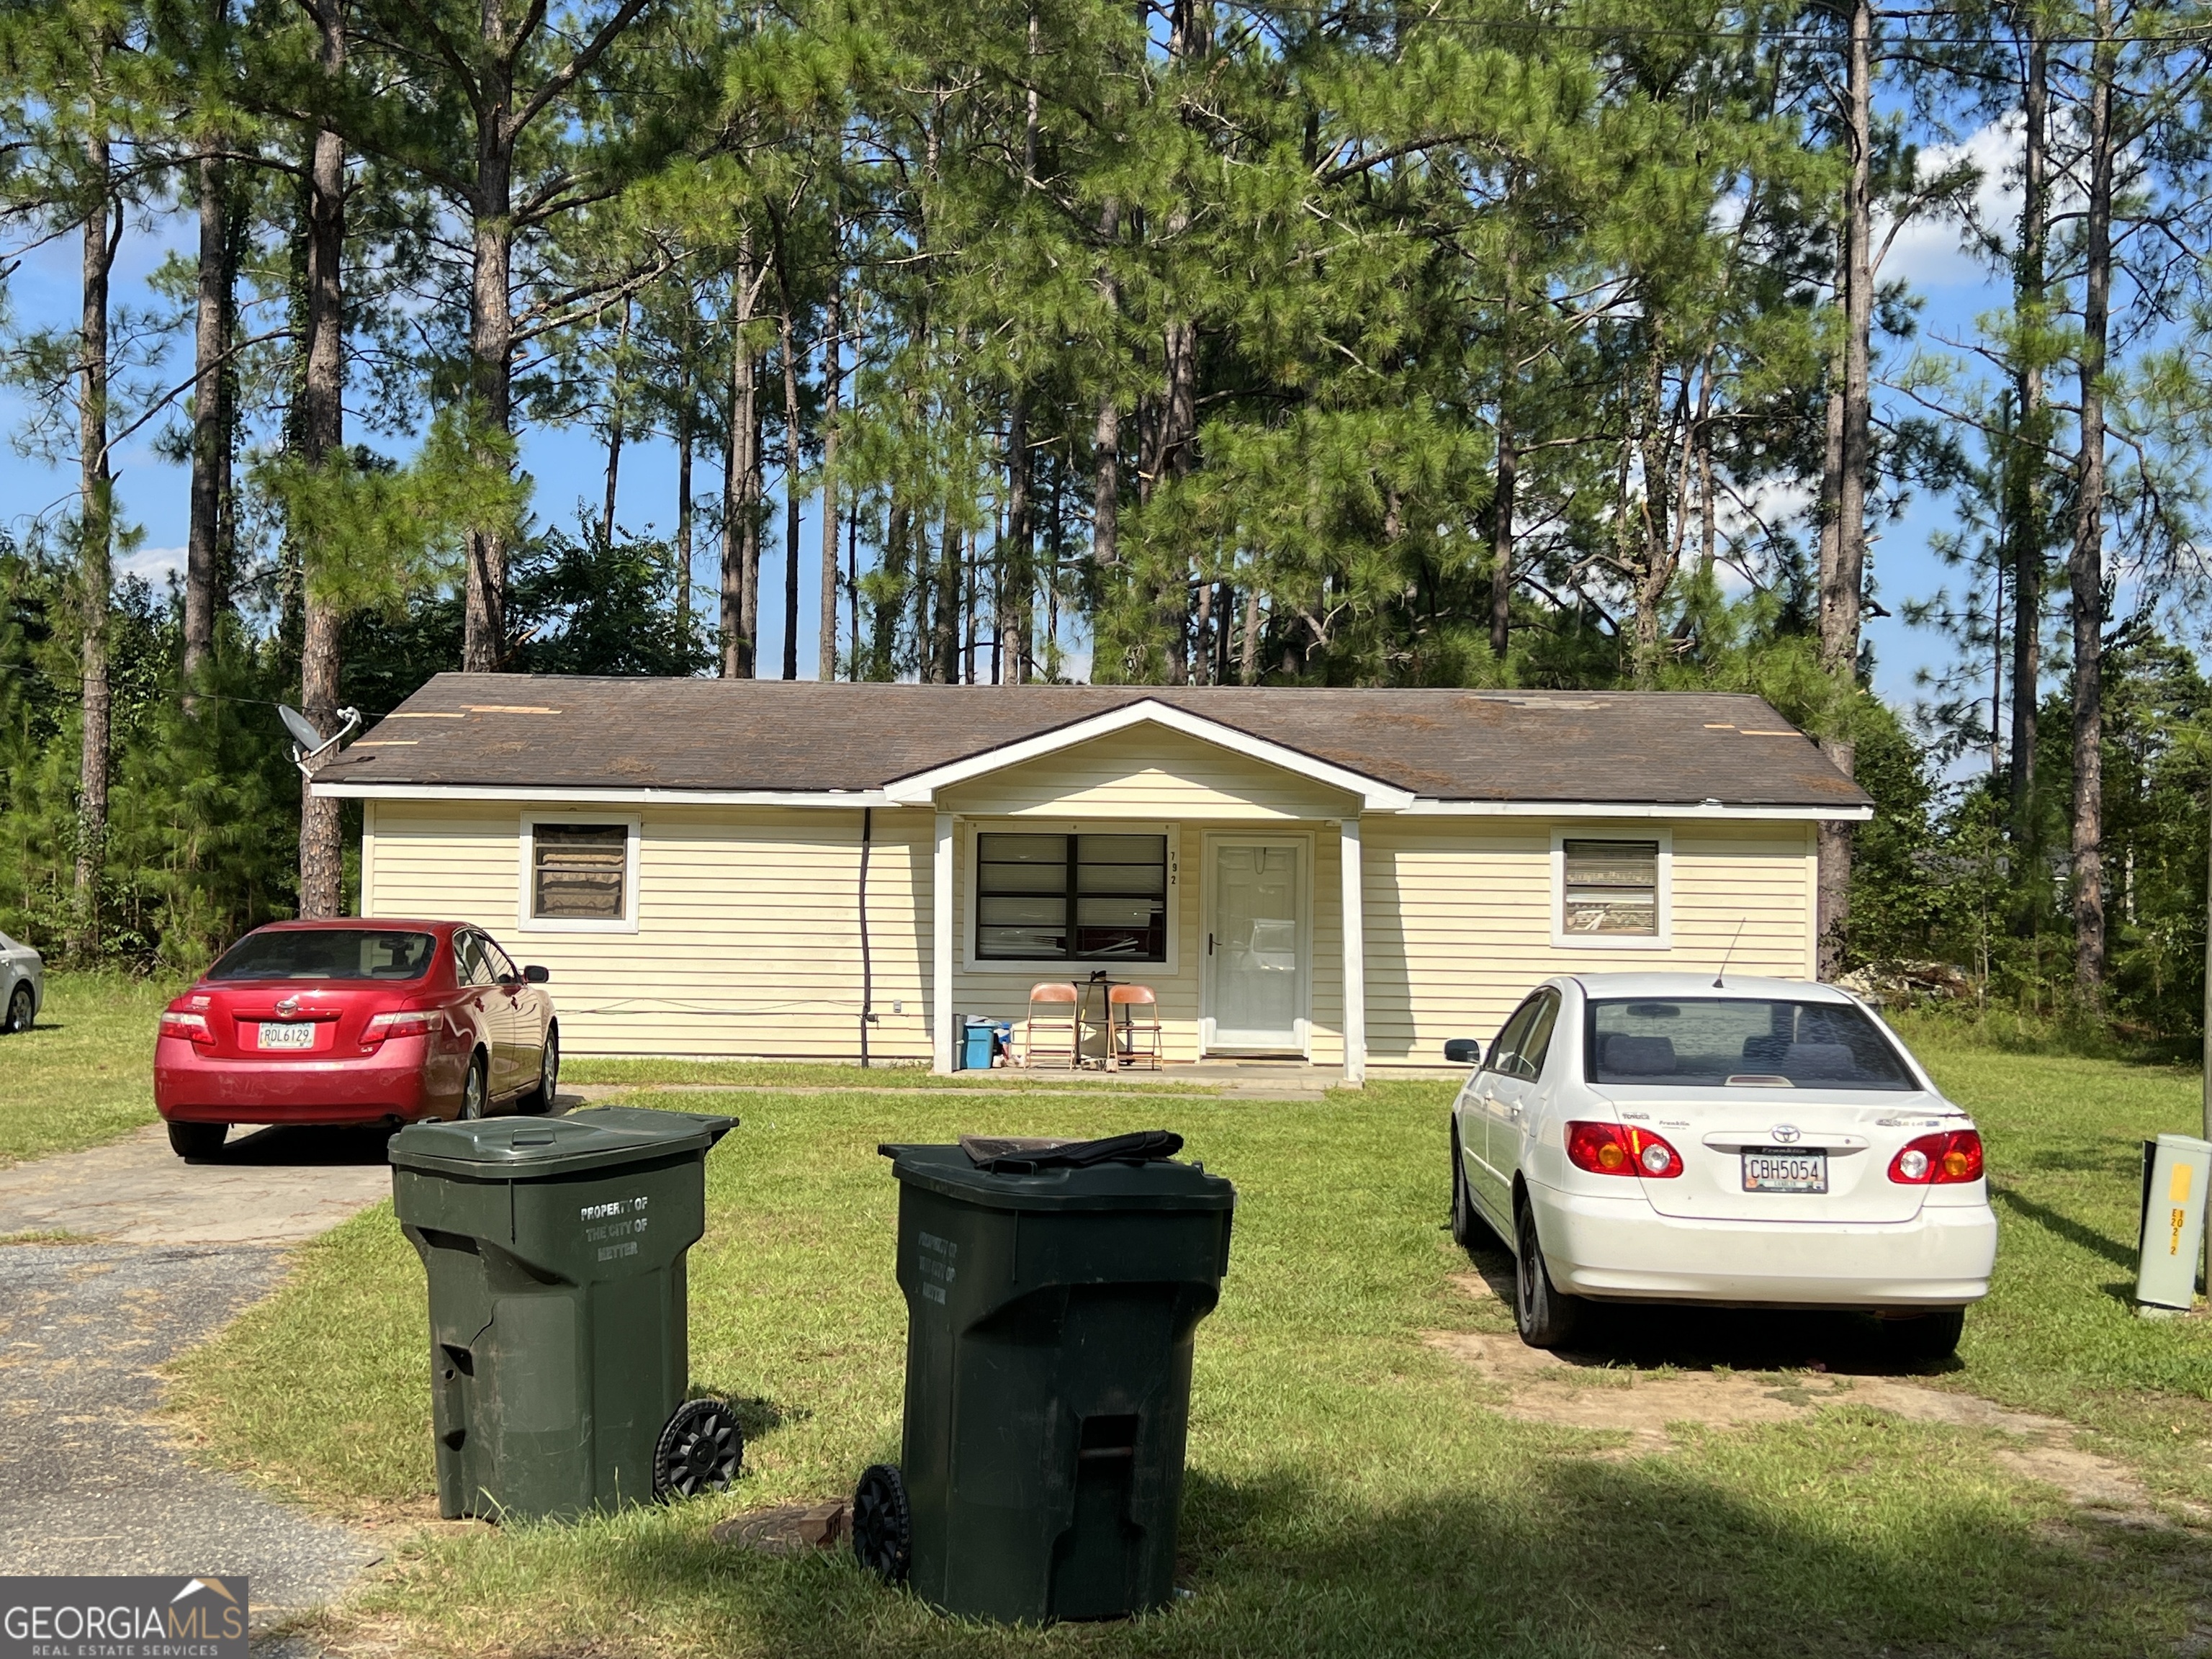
[
  {"left": 1427, "top": 1327, "right": 2177, "bottom": 1527},
  {"left": 711, "top": 1498, "right": 850, "bottom": 1557}
]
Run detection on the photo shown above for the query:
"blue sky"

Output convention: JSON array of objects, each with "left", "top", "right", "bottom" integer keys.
[{"left": 0, "top": 113, "right": 2030, "bottom": 711}]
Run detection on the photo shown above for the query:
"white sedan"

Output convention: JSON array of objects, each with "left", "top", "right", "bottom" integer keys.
[
  {"left": 0, "top": 930, "right": 40, "bottom": 1033},
  {"left": 1447, "top": 973, "right": 1996, "bottom": 1359}
]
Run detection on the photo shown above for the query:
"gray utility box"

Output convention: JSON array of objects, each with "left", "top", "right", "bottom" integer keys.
[{"left": 2136, "top": 1133, "right": 2212, "bottom": 1312}]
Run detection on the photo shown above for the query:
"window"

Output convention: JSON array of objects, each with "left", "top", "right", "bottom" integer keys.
[
  {"left": 975, "top": 832, "right": 1168, "bottom": 962},
  {"left": 1484, "top": 991, "right": 1560, "bottom": 1081},
  {"left": 1561, "top": 840, "right": 1659, "bottom": 936},
  {"left": 455, "top": 932, "right": 499, "bottom": 987},
  {"left": 1584, "top": 997, "right": 1915, "bottom": 1090},
  {"left": 208, "top": 928, "right": 435, "bottom": 982},
  {"left": 523, "top": 822, "right": 635, "bottom": 930}
]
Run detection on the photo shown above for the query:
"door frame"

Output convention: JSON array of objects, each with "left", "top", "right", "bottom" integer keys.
[{"left": 1199, "top": 830, "right": 1314, "bottom": 1058}]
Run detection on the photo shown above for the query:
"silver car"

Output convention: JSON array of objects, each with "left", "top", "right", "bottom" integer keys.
[{"left": 1, "top": 932, "right": 42, "bottom": 1033}]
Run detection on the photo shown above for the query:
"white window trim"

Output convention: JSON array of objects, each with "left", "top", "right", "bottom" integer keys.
[
  {"left": 517, "top": 812, "right": 642, "bottom": 935},
  {"left": 958, "top": 818, "right": 1179, "bottom": 976},
  {"left": 1550, "top": 827, "right": 1673, "bottom": 951},
  {"left": 1198, "top": 830, "right": 1315, "bottom": 1059}
]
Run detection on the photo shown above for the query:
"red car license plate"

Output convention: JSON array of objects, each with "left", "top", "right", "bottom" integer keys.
[{"left": 257, "top": 1021, "right": 316, "bottom": 1051}]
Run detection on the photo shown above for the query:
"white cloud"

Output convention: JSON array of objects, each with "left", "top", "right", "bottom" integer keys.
[
  {"left": 1880, "top": 115, "right": 2023, "bottom": 290},
  {"left": 118, "top": 544, "right": 185, "bottom": 584}
]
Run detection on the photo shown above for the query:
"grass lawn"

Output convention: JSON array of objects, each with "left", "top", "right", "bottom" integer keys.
[
  {"left": 0, "top": 971, "right": 176, "bottom": 1166},
  {"left": 168, "top": 1048, "right": 2212, "bottom": 1658}
]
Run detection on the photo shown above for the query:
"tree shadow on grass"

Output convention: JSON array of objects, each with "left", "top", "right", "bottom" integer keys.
[{"left": 515, "top": 1437, "right": 2212, "bottom": 1659}]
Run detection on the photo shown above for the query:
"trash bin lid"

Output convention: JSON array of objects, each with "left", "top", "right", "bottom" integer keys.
[
  {"left": 390, "top": 1105, "right": 737, "bottom": 1179},
  {"left": 878, "top": 1141, "right": 1233, "bottom": 1213}
]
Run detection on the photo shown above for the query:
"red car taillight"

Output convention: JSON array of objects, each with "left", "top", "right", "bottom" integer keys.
[
  {"left": 361, "top": 1008, "right": 440, "bottom": 1048},
  {"left": 1565, "top": 1120, "right": 1684, "bottom": 1179},
  {"left": 159, "top": 1009, "right": 215, "bottom": 1047},
  {"left": 1888, "top": 1129, "right": 1984, "bottom": 1184}
]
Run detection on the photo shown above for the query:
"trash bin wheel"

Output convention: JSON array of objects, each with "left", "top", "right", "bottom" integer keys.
[
  {"left": 851, "top": 1462, "right": 912, "bottom": 1584},
  {"left": 652, "top": 1398, "right": 744, "bottom": 1501}
]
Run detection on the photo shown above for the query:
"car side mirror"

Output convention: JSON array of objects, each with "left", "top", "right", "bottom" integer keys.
[
  {"left": 1443, "top": 1038, "right": 1481, "bottom": 1065},
  {"left": 523, "top": 964, "right": 550, "bottom": 984}
]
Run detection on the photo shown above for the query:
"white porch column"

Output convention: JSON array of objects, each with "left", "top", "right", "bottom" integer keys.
[
  {"left": 932, "top": 810, "right": 956, "bottom": 1074},
  {"left": 1339, "top": 815, "right": 1366, "bottom": 1084}
]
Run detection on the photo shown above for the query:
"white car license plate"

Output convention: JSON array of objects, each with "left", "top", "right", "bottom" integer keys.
[
  {"left": 257, "top": 1021, "right": 317, "bottom": 1051},
  {"left": 1742, "top": 1150, "right": 1827, "bottom": 1193}
]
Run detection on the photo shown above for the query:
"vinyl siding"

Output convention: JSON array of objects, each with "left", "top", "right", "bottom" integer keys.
[
  {"left": 1361, "top": 818, "right": 1816, "bottom": 1065},
  {"left": 364, "top": 798, "right": 1815, "bottom": 1071},
  {"left": 367, "top": 801, "right": 938, "bottom": 1061},
  {"left": 940, "top": 724, "right": 1358, "bottom": 820}
]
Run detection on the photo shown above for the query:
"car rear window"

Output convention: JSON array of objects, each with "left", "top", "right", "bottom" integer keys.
[
  {"left": 207, "top": 928, "right": 437, "bottom": 982},
  {"left": 1585, "top": 997, "right": 1915, "bottom": 1090}
]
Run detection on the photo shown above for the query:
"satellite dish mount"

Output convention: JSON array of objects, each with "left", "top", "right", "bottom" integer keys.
[{"left": 279, "top": 703, "right": 362, "bottom": 777}]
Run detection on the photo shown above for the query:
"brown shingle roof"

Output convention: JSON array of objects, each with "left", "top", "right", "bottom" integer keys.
[{"left": 315, "top": 675, "right": 1870, "bottom": 810}]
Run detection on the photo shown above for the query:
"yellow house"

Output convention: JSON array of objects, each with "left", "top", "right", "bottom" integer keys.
[{"left": 313, "top": 677, "right": 1871, "bottom": 1082}]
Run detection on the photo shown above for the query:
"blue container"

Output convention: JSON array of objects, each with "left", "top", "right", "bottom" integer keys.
[{"left": 961, "top": 1022, "right": 998, "bottom": 1071}]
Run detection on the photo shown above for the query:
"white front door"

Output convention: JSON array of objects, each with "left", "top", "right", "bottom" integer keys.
[{"left": 1205, "top": 841, "right": 1305, "bottom": 1053}]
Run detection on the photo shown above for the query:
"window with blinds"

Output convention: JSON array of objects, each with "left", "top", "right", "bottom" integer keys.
[
  {"left": 1560, "top": 839, "right": 1660, "bottom": 936},
  {"left": 975, "top": 832, "right": 1167, "bottom": 961},
  {"left": 531, "top": 824, "right": 629, "bottom": 920}
]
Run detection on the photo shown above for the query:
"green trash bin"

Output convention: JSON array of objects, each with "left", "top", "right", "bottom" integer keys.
[
  {"left": 851, "top": 1131, "right": 1233, "bottom": 1622},
  {"left": 389, "top": 1105, "right": 740, "bottom": 1522}
]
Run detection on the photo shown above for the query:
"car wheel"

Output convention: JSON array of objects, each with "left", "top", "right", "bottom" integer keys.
[
  {"left": 1880, "top": 1308, "right": 1964, "bottom": 1364},
  {"left": 4, "top": 984, "right": 31, "bottom": 1034},
  {"left": 519, "top": 1025, "right": 559, "bottom": 1115},
  {"left": 168, "top": 1120, "right": 227, "bottom": 1161},
  {"left": 1514, "top": 1199, "right": 1584, "bottom": 1349},
  {"left": 458, "top": 1053, "right": 487, "bottom": 1121},
  {"left": 1449, "top": 1123, "right": 1483, "bottom": 1251}
]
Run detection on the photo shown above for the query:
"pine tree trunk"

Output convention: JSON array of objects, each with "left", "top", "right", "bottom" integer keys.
[
  {"left": 819, "top": 266, "right": 840, "bottom": 680},
  {"left": 722, "top": 238, "right": 760, "bottom": 678},
  {"left": 71, "top": 130, "right": 114, "bottom": 964},
  {"left": 1240, "top": 585, "right": 1259, "bottom": 684},
  {"left": 778, "top": 287, "right": 801, "bottom": 680},
  {"left": 675, "top": 365, "right": 693, "bottom": 607},
  {"left": 1092, "top": 198, "right": 1120, "bottom": 570},
  {"left": 602, "top": 298, "right": 629, "bottom": 543},
  {"left": 2071, "top": 0, "right": 2116, "bottom": 1006},
  {"left": 1488, "top": 418, "right": 1516, "bottom": 662},
  {"left": 297, "top": 0, "right": 348, "bottom": 920},
  {"left": 2008, "top": 27, "right": 2047, "bottom": 847},
  {"left": 1815, "top": 0, "right": 1874, "bottom": 981},
  {"left": 932, "top": 520, "right": 958, "bottom": 683},
  {"left": 184, "top": 144, "right": 230, "bottom": 701},
  {"left": 461, "top": 67, "right": 516, "bottom": 673},
  {"left": 1005, "top": 397, "right": 1029, "bottom": 684}
]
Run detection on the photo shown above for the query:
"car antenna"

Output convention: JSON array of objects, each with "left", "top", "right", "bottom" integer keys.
[{"left": 1714, "top": 918, "right": 1745, "bottom": 989}]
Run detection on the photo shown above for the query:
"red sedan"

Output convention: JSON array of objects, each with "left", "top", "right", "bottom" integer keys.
[{"left": 155, "top": 919, "right": 558, "bottom": 1159}]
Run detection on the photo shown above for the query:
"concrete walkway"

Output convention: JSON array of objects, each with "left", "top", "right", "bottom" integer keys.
[{"left": 0, "top": 1120, "right": 406, "bottom": 1645}]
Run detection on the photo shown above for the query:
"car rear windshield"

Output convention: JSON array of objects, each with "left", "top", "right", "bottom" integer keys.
[
  {"left": 1585, "top": 997, "right": 1915, "bottom": 1090},
  {"left": 207, "top": 928, "right": 437, "bottom": 982}
]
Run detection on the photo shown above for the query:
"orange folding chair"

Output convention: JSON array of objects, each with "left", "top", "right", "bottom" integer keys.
[
  {"left": 1022, "top": 982, "right": 1082, "bottom": 1069},
  {"left": 1109, "top": 984, "right": 1164, "bottom": 1070}
]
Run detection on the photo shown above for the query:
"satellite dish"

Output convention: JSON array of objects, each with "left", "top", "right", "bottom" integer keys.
[{"left": 279, "top": 705, "right": 327, "bottom": 752}]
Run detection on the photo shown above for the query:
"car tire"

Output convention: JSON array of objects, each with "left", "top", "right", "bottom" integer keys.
[
  {"left": 1449, "top": 1123, "right": 1486, "bottom": 1251},
  {"left": 3, "top": 984, "right": 31, "bottom": 1034},
  {"left": 1514, "top": 1199, "right": 1585, "bottom": 1349},
  {"left": 168, "top": 1120, "right": 226, "bottom": 1161},
  {"left": 518, "top": 1025, "right": 559, "bottom": 1115},
  {"left": 458, "top": 1053, "right": 488, "bottom": 1121},
  {"left": 1880, "top": 1308, "right": 1964, "bottom": 1364}
]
